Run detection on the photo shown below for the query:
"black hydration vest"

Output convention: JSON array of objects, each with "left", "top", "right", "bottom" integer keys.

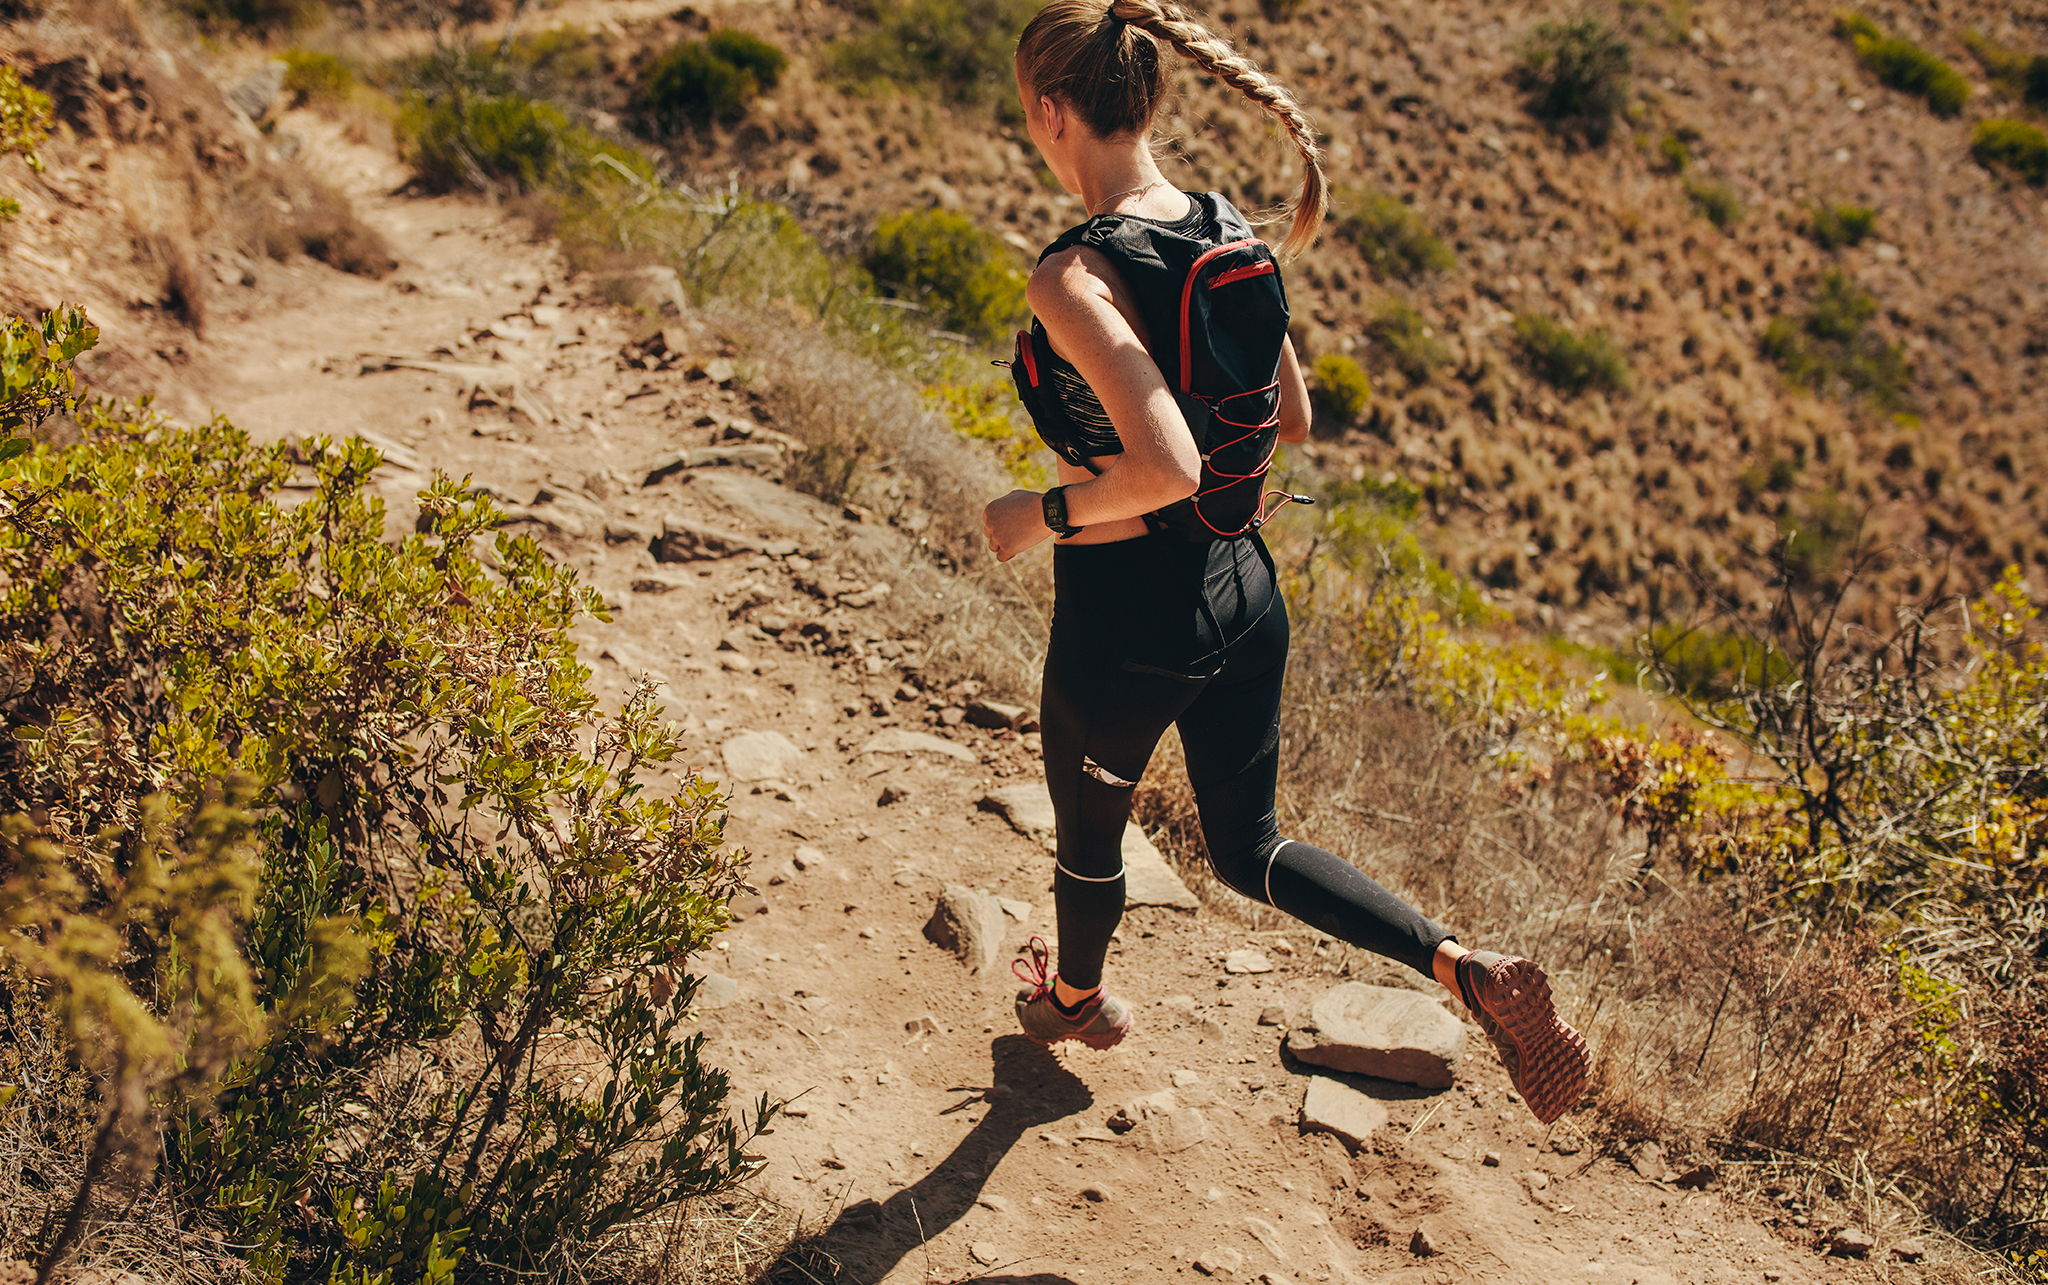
[{"left": 1008, "top": 192, "right": 1295, "bottom": 541}]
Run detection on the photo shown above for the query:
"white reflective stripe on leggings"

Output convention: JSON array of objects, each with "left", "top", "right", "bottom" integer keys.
[
  {"left": 1056, "top": 862, "right": 1126, "bottom": 883},
  {"left": 1264, "top": 838, "right": 1293, "bottom": 906}
]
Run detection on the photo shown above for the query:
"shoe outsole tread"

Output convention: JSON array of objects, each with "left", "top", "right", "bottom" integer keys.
[{"left": 1459, "top": 951, "right": 1589, "bottom": 1125}]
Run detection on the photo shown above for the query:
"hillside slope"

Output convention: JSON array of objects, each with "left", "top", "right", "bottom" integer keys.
[{"left": 637, "top": 0, "right": 2047, "bottom": 642}]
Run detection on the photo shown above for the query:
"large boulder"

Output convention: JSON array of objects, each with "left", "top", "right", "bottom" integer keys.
[{"left": 1285, "top": 983, "right": 1466, "bottom": 1088}]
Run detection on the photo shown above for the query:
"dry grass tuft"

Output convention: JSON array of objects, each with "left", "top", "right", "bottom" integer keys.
[{"left": 705, "top": 301, "right": 1048, "bottom": 699}]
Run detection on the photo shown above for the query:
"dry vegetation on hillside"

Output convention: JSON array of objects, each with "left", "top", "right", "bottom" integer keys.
[{"left": 585, "top": 0, "right": 2048, "bottom": 649}]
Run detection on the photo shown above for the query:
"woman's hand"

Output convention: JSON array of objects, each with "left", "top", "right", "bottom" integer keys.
[{"left": 984, "top": 489, "right": 1052, "bottom": 562}]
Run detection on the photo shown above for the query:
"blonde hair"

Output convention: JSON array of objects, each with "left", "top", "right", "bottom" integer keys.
[{"left": 1015, "top": 0, "right": 1328, "bottom": 259}]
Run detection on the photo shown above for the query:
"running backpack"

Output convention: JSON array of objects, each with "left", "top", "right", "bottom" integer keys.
[{"left": 1006, "top": 192, "right": 1305, "bottom": 540}]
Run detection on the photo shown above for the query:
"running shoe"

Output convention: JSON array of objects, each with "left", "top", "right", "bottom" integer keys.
[
  {"left": 1012, "top": 936, "right": 1133, "bottom": 1050},
  {"left": 1454, "top": 949, "right": 1589, "bottom": 1125}
]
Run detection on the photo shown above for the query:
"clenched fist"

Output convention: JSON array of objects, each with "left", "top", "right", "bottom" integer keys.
[{"left": 983, "top": 489, "right": 1053, "bottom": 563}]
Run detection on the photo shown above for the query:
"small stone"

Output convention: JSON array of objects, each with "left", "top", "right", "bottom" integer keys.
[
  {"left": 906, "top": 1014, "right": 940, "bottom": 1036},
  {"left": 996, "top": 896, "right": 1032, "bottom": 922},
  {"left": 793, "top": 845, "right": 827, "bottom": 871},
  {"left": 1172, "top": 1069, "right": 1200, "bottom": 1088},
  {"left": 1299, "top": 1076, "right": 1390, "bottom": 1151},
  {"left": 1631, "top": 1141, "right": 1665, "bottom": 1180},
  {"left": 653, "top": 517, "right": 757, "bottom": 562},
  {"left": 924, "top": 885, "right": 1006, "bottom": 974},
  {"left": 1827, "top": 1228, "right": 1874, "bottom": 1260},
  {"left": 1525, "top": 1170, "right": 1550, "bottom": 1191},
  {"left": 1194, "top": 1017, "right": 1226, "bottom": 1041},
  {"left": 693, "top": 972, "right": 740, "bottom": 1008},
  {"left": 1192, "top": 1247, "right": 1245, "bottom": 1279},
  {"left": 1482, "top": 1151, "right": 1501, "bottom": 1167},
  {"left": 1285, "top": 983, "right": 1467, "bottom": 1089},
  {"left": 938, "top": 706, "right": 966, "bottom": 726},
  {"left": 1131, "top": 1108, "right": 1208, "bottom": 1154},
  {"left": 1889, "top": 1238, "right": 1928, "bottom": 1263},
  {"left": 1409, "top": 1227, "right": 1438, "bottom": 1257},
  {"left": 1078, "top": 1183, "right": 1113, "bottom": 1203},
  {"left": 1257, "top": 1004, "right": 1288, "bottom": 1026},
  {"left": 965, "top": 698, "right": 1027, "bottom": 729},
  {"left": 969, "top": 1242, "right": 1002, "bottom": 1267},
  {"left": 1258, "top": 1275, "right": 1299, "bottom": 1285},
  {"left": 1673, "top": 1163, "right": 1716, "bottom": 1189},
  {"left": 1763, "top": 1273, "right": 1784, "bottom": 1283},
  {"left": 877, "top": 784, "right": 911, "bottom": 806},
  {"left": 1243, "top": 1217, "right": 1288, "bottom": 1262},
  {"left": 719, "top": 627, "right": 758, "bottom": 653},
  {"left": 976, "top": 1193, "right": 1012, "bottom": 1213},
  {"left": 1224, "top": 949, "right": 1274, "bottom": 974}
]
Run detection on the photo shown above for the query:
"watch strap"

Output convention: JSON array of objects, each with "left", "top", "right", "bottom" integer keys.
[{"left": 1042, "top": 486, "right": 1081, "bottom": 536}]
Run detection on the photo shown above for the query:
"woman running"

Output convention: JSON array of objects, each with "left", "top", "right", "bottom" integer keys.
[{"left": 983, "top": 0, "right": 1590, "bottom": 1124}]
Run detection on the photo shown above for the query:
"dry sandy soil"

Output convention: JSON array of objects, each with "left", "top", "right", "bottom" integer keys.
[{"left": 51, "top": 110, "right": 1968, "bottom": 1285}]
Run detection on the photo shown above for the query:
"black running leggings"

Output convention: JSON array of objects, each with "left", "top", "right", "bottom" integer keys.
[{"left": 1042, "top": 531, "right": 1454, "bottom": 991}]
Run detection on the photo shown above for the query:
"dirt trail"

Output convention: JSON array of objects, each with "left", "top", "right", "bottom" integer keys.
[{"left": 149, "top": 112, "right": 1904, "bottom": 1285}]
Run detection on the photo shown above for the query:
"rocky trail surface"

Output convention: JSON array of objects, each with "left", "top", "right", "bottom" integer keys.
[{"left": 132, "top": 108, "right": 1931, "bottom": 1285}]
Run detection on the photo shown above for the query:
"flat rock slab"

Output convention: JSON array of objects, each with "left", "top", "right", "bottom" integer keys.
[
  {"left": 1130, "top": 1107, "right": 1207, "bottom": 1154},
  {"left": 1286, "top": 983, "right": 1466, "bottom": 1088},
  {"left": 981, "top": 783, "right": 1057, "bottom": 844},
  {"left": 689, "top": 471, "right": 839, "bottom": 539},
  {"left": 692, "top": 972, "right": 740, "bottom": 1008},
  {"left": 1299, "top": 1075, "right": 1390, "bottom": 1151},
  {"left": 1223, "top": 949, "right": 1273, "bottom": 974},
  {"left": 721, "top": 730, "right": 807, "bottom": 782},
  {"left": 1122, "top": 825, "right": 1199, "bottom": 911},
  {"left": 862, "top": 729, "right": 978, "bottom": 763},
  {"left": 980, "top": 783, "right": 1198, "bottom": 911}
]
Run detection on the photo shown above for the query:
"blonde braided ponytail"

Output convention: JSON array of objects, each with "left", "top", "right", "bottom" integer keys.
[{"left": 1016, "top": 0, "right": 1327, "bottom": 259}]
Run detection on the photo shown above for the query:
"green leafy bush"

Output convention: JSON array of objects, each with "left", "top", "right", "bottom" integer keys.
[
  {"left": 1513, "top": 312, "right": 1631, "bottom": 394},
  {"left": 401, "top": 93, "right": 637, "bottom": 195},
  {"left": 1835, "top": 13, "right": 1970, "bottom": 116},
  {"left": 864, "top": 209, "right": 1027, "bottom": 344},
  {"left": 1, "top": 61, "right": 50, "bottom": 222},
  {"left": 1366, "top": 297, "right": 1451, "bottom": 381},
  {"left": 1803, "top": 201, "right": 1876, "bottom": 249},
  {"left": 1962, "top": 29, "right": 2048, "bottom": 106},
  {"left": 0, "top": 305, "right": 96, "bottom": 442},
  {"left": 826, "top": 0, "right": 1042, "bottom": 105},
  {"left": 642, "top": 29, "right": 787, "bottom": 134},
  {"left": 1683, "top": 177, "right": 1742, "bottom": 229},
  {"left": 1760, "top": 270, "right": 1909, "bottom": 409},
  {"left": 1516, "top": 17, "right": 1632, "bottom": 147},
  {"left": 1335, "top": 189, "right": 1455, "bottom": 281},
  {"left": 280, "top": 49, "right": 355, "bottom": 106},
  {"left": 1973, "top": 119, "right": 2048, "bottom": 185},
  {"left": 1310, "top": 351, "right": 1372, "bottom": 425},
  {"left": 706, "top": 28, "right": 788, "bottom": 89},
  {"left": 0, "top": 312, "right": 768, "bottom": 1283},
  {"left": 1655, "top": 131, "right": 1690, "bottom": 172}
]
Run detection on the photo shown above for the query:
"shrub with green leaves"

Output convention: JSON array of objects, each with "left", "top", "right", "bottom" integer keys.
[
  {"left": 864, "top": 209, "right": 1027, "bottom": 344},
  {"left": 1310, "top": 352, "right": 1372, "bottom": 425},
  {"left": 1804, "top": 201, "right": 1876, "bottom": 249},
  {"left": 1, "top": 306, "right": 95, "bottom": 443},
  {"left": 642, "top": 29, "right": 787, "bottom": 134},
  {"left": 1513, "top": 312, "right": 1631, "bottom": 394},
  {"left": 827, "top": 0, "right": 1042, "bottom": 105},
  {"left": 1, "top": 61, "right": 51, "bottom": 223},
  {"left": 1366, "top": 297, "right": 1451, "bottom": 382},
  {"left": 1961, "top": 29, "right": 2048, "bottom": 106},
  {"left": 279, "top": 49, "right": 355, "bottom": 107},
  {"left": 1760, "top": 269, "right": 1909, "bottom": 409},
  {"left": 1973, "top": 119, "right": 2048, "bottom": 186},
  {"left": 1684, "top": 177, "right": 1742, "bottom": 229},
  {"left": 1516, "top": 17, "right": 1632, "bottom": 147},
  {"left": 402, "top": 93, "right": 634, "bottom": 195},
  {"left": 1655, "top": 131, "right": 1690, "bottom": 172},
  {"left": 1835, "top": 13, "right": 1970, "bottom": 117},
  {"left": 1335, "top": 189, "right": 1455, "bottom": 282},
  {"left": 0, "top": 311, "right": 769, "bottom": 1283}
]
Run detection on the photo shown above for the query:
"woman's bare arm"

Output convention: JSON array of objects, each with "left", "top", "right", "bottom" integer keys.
[{"left": 1276, "top": 337, "right": 1311, "bottom": 444}]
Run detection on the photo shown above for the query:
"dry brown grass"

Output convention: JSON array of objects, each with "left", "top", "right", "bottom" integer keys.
[{"left": 704, "top": 300, "right": 1049, "bottom": 701}]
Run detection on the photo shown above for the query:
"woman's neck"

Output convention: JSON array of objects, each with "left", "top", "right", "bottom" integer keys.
[{"left": 1073, "top": 146, "right": 1183, "bottom": 220}]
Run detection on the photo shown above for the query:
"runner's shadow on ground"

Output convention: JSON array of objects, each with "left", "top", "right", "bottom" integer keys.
[{"left": 782, "top": 1034, "right": 1092, "bottom": 1284}]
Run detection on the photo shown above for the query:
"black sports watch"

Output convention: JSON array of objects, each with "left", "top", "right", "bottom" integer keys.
[{"left": 1041, "top": 486, "right": 1082, "bottom": 537}]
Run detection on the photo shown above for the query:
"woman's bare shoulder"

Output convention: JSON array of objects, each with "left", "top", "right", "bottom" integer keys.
[{"left": 1027, "top": 243, "right": 1125, "bottom": 316}]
